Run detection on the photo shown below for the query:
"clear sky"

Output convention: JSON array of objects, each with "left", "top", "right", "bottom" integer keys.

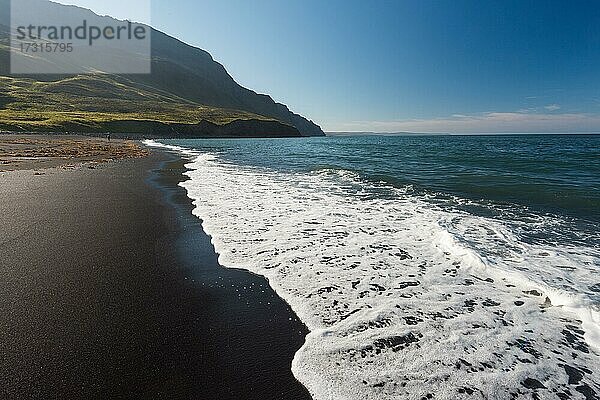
[{"left": 56, "top": 0, "right": 600, "bottom": 133}]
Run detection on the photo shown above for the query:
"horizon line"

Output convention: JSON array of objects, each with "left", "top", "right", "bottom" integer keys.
[{"left": 326, "top": 131, "right": 600, "bottom": 136}]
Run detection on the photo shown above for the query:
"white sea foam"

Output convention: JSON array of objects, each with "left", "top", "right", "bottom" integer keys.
[
  {"left": 143, "top": 139, "right": 198, "bottom": 157},
  {"left": 146, "top": 140, "right": 600, "bottom": 399}
]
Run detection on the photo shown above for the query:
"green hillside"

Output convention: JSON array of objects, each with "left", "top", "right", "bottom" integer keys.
[
  {"left": 0, "top": 0, "right": 324, "bottom": 137},
  {"left": 0, "top": 75, "right": 278, "bottom": 134}
]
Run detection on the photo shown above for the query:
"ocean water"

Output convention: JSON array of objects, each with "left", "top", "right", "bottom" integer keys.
[{"left": 145, "top": 135, "right": 600, "bottom": 400}]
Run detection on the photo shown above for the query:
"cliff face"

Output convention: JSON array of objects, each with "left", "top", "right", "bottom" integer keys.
[
  {"left": 141, "top": 30, "right": 325, "bottom": 137},
  {"left": 78, "top": 119, "right": 303, "bottom": 139},
  {"left": 0, "top": 0, "right": 325, "bottom": 137}
]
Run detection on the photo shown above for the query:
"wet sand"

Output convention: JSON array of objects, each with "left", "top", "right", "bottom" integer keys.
[{"left": 0, "top": 149, "right": 311, "bottom": 399}]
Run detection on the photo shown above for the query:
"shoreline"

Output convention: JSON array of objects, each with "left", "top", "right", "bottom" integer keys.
[
  {"left": 149, "top": 152, "right": 313, "bottom": 399},
  {"left": 156, "top": 138, "right": 600, "bottom": 400},
  {"left": 0, "top": 149, "right": 312, "bottom": 399}
]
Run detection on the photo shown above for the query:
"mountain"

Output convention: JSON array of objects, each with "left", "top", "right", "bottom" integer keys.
[{"left": 0, "top": 0, "right": 325, "bottom": 137}]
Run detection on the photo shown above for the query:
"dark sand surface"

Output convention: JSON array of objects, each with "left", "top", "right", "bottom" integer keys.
[{"left": 0, "top": 152, "right": 312, "bottom": 400}]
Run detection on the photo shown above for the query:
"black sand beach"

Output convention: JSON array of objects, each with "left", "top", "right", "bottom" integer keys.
[{"left": 0, "top": 150, "right": 312, "bottom": 400}]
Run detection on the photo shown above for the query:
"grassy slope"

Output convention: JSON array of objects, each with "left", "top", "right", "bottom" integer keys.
[
  {"left": 0, "top": 75, "right": 277, "bottom": 133},
  {"left": 0, "top": 0, "right": 324, "bottom": 137}
]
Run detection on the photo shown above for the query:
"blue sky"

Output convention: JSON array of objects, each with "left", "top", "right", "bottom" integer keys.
[{"left": 57, "top": 0, "right": 600, "bottom": 133}]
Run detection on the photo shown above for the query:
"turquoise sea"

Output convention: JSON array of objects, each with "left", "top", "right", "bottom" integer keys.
[
  {"left": 148, "top": 134, "right": 600, "bottom": 400},
  {"left": 176, "top": 135, "right": 597, "bottom": 209}
]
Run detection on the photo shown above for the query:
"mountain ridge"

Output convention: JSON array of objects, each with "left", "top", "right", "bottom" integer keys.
[{"left": 0, "top": 0, "right": 325, "bottom": 137}]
